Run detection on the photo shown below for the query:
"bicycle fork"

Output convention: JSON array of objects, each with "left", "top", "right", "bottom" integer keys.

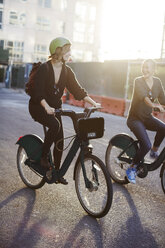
[{"left": 80, "top": 146, "right": 99, "bottom": 191}]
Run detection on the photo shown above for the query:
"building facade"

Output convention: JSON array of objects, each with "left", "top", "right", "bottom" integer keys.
[{"left": 0, "top": 0, "right": 103, "bottom": 64}]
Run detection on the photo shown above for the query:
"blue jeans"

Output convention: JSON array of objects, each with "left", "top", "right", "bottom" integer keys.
[{"left": 127, "top": 116, "right": 165, "bottom": 164}]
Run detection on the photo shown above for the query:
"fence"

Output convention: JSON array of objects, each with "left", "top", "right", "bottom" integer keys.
[{"left": 3, "top": 60, "right": 165, "bottom": 122}]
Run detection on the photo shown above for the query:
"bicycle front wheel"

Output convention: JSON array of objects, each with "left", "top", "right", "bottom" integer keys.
[
  {"left": 161, "top": 164, "right": 165, "bottom": 194},
  {"left": 17, "top": 146, "right": 45, "bottom": 189},
  {"left": 106, "top": 142, "right": 129, "bottom": 184},
  {"left": 75, "top": 154, "right": 113, "bottom": 218}
]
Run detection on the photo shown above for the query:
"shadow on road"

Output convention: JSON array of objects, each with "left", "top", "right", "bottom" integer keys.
[
  {"left": 63, "top": 215, "right": 103, "bottom": 248},
  {"left": 111, "top": 183, "right": 159, "bottom": 248},
  {"left": 0, "top": 187, "right": 43, "bottom": 248}
]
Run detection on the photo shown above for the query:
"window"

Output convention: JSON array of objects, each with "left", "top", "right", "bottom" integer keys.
[
  {"left": 86, "top": 33, "right": 94, "bottom": 44},
  {"left": 89, "top": 6, "right": 96, "bottom": 21},
  {"left": 61, "top": 0, "right": 67, "bottom": 10},
  {"left": 9, "top": 11, "right": 18, "bottom": 25},
  {"left": 34, "top": 44, "right": 47, "bottom": 54},
  {"left": 57, "top": 21, "right": 65, "bottom": 34},
  {"left": 4, "top": 40, "right": 24, "bottom": 62},
  {"left": 73, "top": 32, "right": 84, "bottom": 43},
  {"left": 74, "top": 22, "right": 85, "bottom": 32},
  {"left": 72, "top": 49, "right": 83, "bottom": 61},
  {"left": 73, "top": 22, "right": 85, "bottom": 43},
  {"left": 84, "top": 51, "right": 92, "bottom": 61},
  {"left": 20, "top": 13, "right": 26, "bottom": 26},
  {"left": 9, "top": 11, "right": 26, "bottom": 26},
  {"left": 33, "top": 44, "right": 47, "bottom": 62},
  {"left": 0, "top": 39, "right": 4, "bottom": 47},
  {"left": 38, "top": 0, "right": 51, "bottom": 8},
  {"left": 36, "top": 16, "right": 50, "bottom": 30},
  {"left": 0, "top": 7, "right": 3, "bottom": 29},
  {"left": 75, "top": 2, "right": 87, "bottom": 20},
  {"left": 75, "top": 2, "right": 96, "bottom": 22}
]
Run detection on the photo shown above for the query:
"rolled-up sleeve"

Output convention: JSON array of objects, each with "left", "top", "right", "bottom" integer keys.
[
  {"left": 66, "top": 66, "right": 88, "bottom": 100},
  {"left": 32, "top": 63, "right": 47, "bottom": 103}
]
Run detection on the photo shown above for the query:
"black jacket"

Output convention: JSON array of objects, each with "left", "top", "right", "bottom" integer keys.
[{"left": 30, "top": 60, "right": 87, "bottom": 109}]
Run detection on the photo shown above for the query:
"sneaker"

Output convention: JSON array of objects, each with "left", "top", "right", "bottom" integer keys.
[
  {"left": 126, "top": 167, "right": 137, "bottom": 184},
  {"left": 150, "top": 150, "right": 159, "bottom": 159}
]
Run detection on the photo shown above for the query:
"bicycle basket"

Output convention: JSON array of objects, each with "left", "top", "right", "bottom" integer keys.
[{"left": 77, "top": 117, "right": 104, "bottom": 140}]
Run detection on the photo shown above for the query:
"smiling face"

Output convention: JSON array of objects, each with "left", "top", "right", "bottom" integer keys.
[{"left": 142, "top": 59, "right": 156, "bottom": 79}]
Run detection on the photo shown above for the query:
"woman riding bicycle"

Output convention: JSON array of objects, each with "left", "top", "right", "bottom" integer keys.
[
  {"left": 126, "top": 59, "right": 165, "bottom": 184},
  {"left": 28, "top": 37, "right": 100, "bottom": 184}
]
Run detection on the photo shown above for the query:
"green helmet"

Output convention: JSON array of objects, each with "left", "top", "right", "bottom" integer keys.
[{"left": 49, "top": 37, "right": 71, "bottom": 55}]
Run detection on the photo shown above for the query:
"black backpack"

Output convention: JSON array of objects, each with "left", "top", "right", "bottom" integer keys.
[{"left": 25, "top": 62, "right": 45, "bottom": 96}]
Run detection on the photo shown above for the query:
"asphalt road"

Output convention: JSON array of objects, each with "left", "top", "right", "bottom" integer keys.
[{"left": 0, "top": 86, "right": 165, "bottom": 248}]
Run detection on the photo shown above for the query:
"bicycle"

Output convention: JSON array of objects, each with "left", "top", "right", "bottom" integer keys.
[
  {"left": 105, "top": 133, "right": 165, "bottom": 194},
  {"left": 16, "top": 107, "right": 113, "bottom": 218}
]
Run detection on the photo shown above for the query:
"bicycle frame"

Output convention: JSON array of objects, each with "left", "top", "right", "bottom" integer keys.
[
  {"left": 17, "top": 107, "right": 103, "bottom": 187},
  {"left": 117, "top": 140, "right": 165, "bottom": 172},
  {"left": 52, "top": 136, "right": 88, "bottom": 183}
]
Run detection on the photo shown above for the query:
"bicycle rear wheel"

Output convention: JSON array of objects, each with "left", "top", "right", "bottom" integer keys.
[
  {"left": 17, "top": 146, "right": 45, "bottom": 189},
  {"left": 75, "top": 154, "right": 113, "bottom": 218}
]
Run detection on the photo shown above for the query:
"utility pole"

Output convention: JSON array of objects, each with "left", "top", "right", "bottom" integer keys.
[{"left": 160, "top": 14, "right": 165, "bottom": 60}]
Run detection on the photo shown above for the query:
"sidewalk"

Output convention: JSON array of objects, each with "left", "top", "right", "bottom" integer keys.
[
  {"left": 0, "top": 82, "right": 5, "bottom": 88},
  {"left": 0, "top": 82, "right": 26, "bottom": 94}
]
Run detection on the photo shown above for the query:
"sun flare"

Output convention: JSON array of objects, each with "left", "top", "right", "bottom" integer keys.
[{"left": 101, "top": 0, "right": 165, "bottom": 60}]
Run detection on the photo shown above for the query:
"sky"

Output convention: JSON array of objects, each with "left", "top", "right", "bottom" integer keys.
[{"left": 101, "top": 0, "right": 165, "bottom": 60}]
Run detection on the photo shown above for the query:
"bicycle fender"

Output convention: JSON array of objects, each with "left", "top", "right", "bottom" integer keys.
[
  {"left": 16, "top": 134, "right": 43, "bottom": 161},
  {"left": 110, "top": 133, "right": 138, "bottom": 158}
]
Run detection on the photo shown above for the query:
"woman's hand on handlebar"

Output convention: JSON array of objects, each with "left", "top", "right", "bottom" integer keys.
[
  {"left": 41, "top": 99, "right": 55, "bottom": 115},
  {"left": 45, "top": 105, "right": 55, "bottom": 115},
  {"left": 83, "top": 96, "right": 101, "bottom": 109},
  {"left": 93, "top": 102, "right": 101, "bottom": 108},
  {"left": 153, "top": 103, "right": 165, "bottom": 113},
  {"left": 40, "top": 99, "right": 56, "bottom": 115}
]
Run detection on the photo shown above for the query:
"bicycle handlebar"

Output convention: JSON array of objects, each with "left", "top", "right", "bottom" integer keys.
[
  {"left": 153, "top": 107, "right": 165, "bottom": 113},
  {"left": 54, "top": 107, "right": 102, "bottom": 133},
  {"left": 55, "top": 106, "right": 102, "bottom": 119}
]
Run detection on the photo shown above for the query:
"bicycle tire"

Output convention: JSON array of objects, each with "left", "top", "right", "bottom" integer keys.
[
  {"left": 106, "top": 142, "right": 130, "bottom": 184},
  {"left": 17, "top": 145, "right": 45, "bottom": 189},
  {"left": 161, "top": 164, "right": 165, "bottom": 194},
  {"left": 75, "top": 154, "right": 113, "bottom": 218}
]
